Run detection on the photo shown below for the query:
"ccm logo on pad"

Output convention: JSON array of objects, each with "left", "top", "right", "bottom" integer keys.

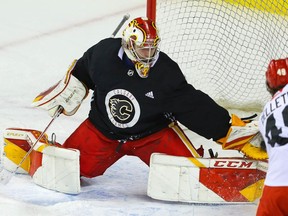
[{"left": 213, "top": 160, "right": 254, "bottom": 168}]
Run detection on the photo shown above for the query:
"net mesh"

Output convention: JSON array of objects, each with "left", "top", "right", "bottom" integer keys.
[{"left": 155, "top": 0, "right": 288, "bottom": 112}]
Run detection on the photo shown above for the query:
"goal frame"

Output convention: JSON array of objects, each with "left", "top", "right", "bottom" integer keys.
[
  {"left": 147, "top": 0, "right": 156, "bottom": 21},
  {"left": 145, "top": 0, "right": 288, "bottom": 114}
]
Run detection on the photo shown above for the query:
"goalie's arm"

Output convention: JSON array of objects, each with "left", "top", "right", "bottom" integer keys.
[
  {"left": 31, "top": 43, "right": 102, "bottom": 116},
  {"left": 164, "top": 82, "right": 231, "bottom": 141},
  {"left": 166, "top": 84, "right": 267, "bottom": 159},
  {"left": 70, "top": 47, "right": 97, "bottom": 90}
]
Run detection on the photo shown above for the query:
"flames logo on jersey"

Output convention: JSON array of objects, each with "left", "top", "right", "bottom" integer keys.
[
  {"left": 105, "top": 89, "right": 140, "bottom": 128},
  {"left": 110, "top": 98, "right": 133, "bottom": 121}
]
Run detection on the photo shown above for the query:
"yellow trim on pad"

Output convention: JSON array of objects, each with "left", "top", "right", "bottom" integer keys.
[
  {"left": 3, "top": 138, "right": 30, "bottom": 172},
  {"left": 240, "top": 179, "right": 265, "bottom": 202}
]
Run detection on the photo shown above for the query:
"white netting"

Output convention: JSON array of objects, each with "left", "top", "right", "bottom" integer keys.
[{"left": 156, "top": 0, "right": 288, "bottom": 112}]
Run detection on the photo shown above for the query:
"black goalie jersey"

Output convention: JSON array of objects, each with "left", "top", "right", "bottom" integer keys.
[{"left": 72, "top": 38, "right": 231, "bottom": 141}]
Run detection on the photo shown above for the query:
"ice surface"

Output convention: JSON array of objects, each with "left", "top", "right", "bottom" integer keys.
[{"left": 0, "top": 0, "right": 258, "bottom": 215}]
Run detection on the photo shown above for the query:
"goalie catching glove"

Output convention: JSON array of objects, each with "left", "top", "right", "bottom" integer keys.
[
  {"left": 32, "top": 60, "right": 88, "bottom": 116},
  {"left": 217, "top": 114, "right": 268, "bottom": 160}
]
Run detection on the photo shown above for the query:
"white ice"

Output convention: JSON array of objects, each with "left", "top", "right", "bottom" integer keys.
[{"left": 0, "top": 0, "right": 259, "bottom": 215}]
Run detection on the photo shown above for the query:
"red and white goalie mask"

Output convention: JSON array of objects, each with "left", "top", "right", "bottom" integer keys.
[
  {"left": 266, "top": 58, "right": 288, "bottom": 90},
  {"left": 122, "top": 17, "right": 160, "bottom": 78}
]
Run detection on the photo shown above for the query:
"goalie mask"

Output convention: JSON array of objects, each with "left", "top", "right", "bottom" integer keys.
[
  {"left": 122, "top": 17, "right": 160, "bottom": 78},
  {"left": 266, "top": 58, "right": 288, "bottom": 94}
]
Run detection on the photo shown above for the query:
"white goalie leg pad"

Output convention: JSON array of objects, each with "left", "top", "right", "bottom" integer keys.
[
  {"left": 2, "top": 128, "right": 80, "bottom": 194},
  {"left": 148, "top": 153, "right": 224, "bottom": 203},
  {"left": 32, "top": 146, "right": 80, "bottom": 194},
  {"left": 147, "top": 153, "right": 268, "bottom": 203}
]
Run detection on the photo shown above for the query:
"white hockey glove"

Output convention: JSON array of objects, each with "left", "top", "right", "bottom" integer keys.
[
  {"left": 32, "top": 60, "right": 88, "bottom": 116},
  {"left": 217, "top": 114, "right": 268, "bottom": 160}
]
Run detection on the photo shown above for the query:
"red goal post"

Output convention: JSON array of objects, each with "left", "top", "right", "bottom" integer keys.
[
  {"left": 147, "top": 0, "right": 156, "bottom": 22},
  {"left": 146, "top": 0, "right": 288, "bottom": 114}
]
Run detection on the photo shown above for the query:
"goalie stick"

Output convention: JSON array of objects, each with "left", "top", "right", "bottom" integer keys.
[
  {"left": 111, "top": 14, "right": 130, "bottom": 38},
  {"left": 0, "top": 106, "right": 63, "bottom": 184}
]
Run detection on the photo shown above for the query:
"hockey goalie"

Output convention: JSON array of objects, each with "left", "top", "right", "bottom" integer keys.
[{"left": 1, "top": 17, "right": 268, "bottom": 203}]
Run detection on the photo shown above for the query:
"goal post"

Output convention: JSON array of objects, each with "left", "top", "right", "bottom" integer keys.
[
  {"left": 147, "top": 0, "right": 288, "bottom": 114},
  {"left": 147, "top": 0, "right": 156, "bottom": 22}
]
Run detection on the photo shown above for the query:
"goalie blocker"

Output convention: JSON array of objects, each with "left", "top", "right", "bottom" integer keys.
[{"left": 2, "top": 128, "right": 80, "bottom": 194}]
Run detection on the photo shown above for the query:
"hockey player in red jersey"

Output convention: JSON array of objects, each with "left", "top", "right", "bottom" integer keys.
[
  {"left": 29, "top": 17, "right": 266, "bottom": 179},
  {"left": 257, "top": 58, "right": 288, "bottom": 216}
]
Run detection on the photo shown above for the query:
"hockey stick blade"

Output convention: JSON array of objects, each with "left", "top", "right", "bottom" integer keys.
[{"left": 0, "top": 167, "right": 13, "bottom": 185}]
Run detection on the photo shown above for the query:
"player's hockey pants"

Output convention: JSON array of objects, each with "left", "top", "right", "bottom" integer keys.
[
  {"left": 256, "top": 185, "right": 288, "bottom": 216},
  {"left": 63, "top": 118, "right": 198, "bottom": 178}
]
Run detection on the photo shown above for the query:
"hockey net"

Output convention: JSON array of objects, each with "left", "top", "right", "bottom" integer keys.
[{"left": 147, "top": 0, "right": 288, "bottom": 114}]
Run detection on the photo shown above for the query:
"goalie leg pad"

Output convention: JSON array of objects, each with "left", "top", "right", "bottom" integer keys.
[
  {"left": 2, "top": 128, "right": 48, "bottom": 174},
  {"left": 32, "top": 146, "right": 80, "bottom": 194},
  {"left": 2, "top": 128, "right": 80, "bottom": 194},
  {"left": 147, "top": 153, "right": 267, "bottom": 203}
]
